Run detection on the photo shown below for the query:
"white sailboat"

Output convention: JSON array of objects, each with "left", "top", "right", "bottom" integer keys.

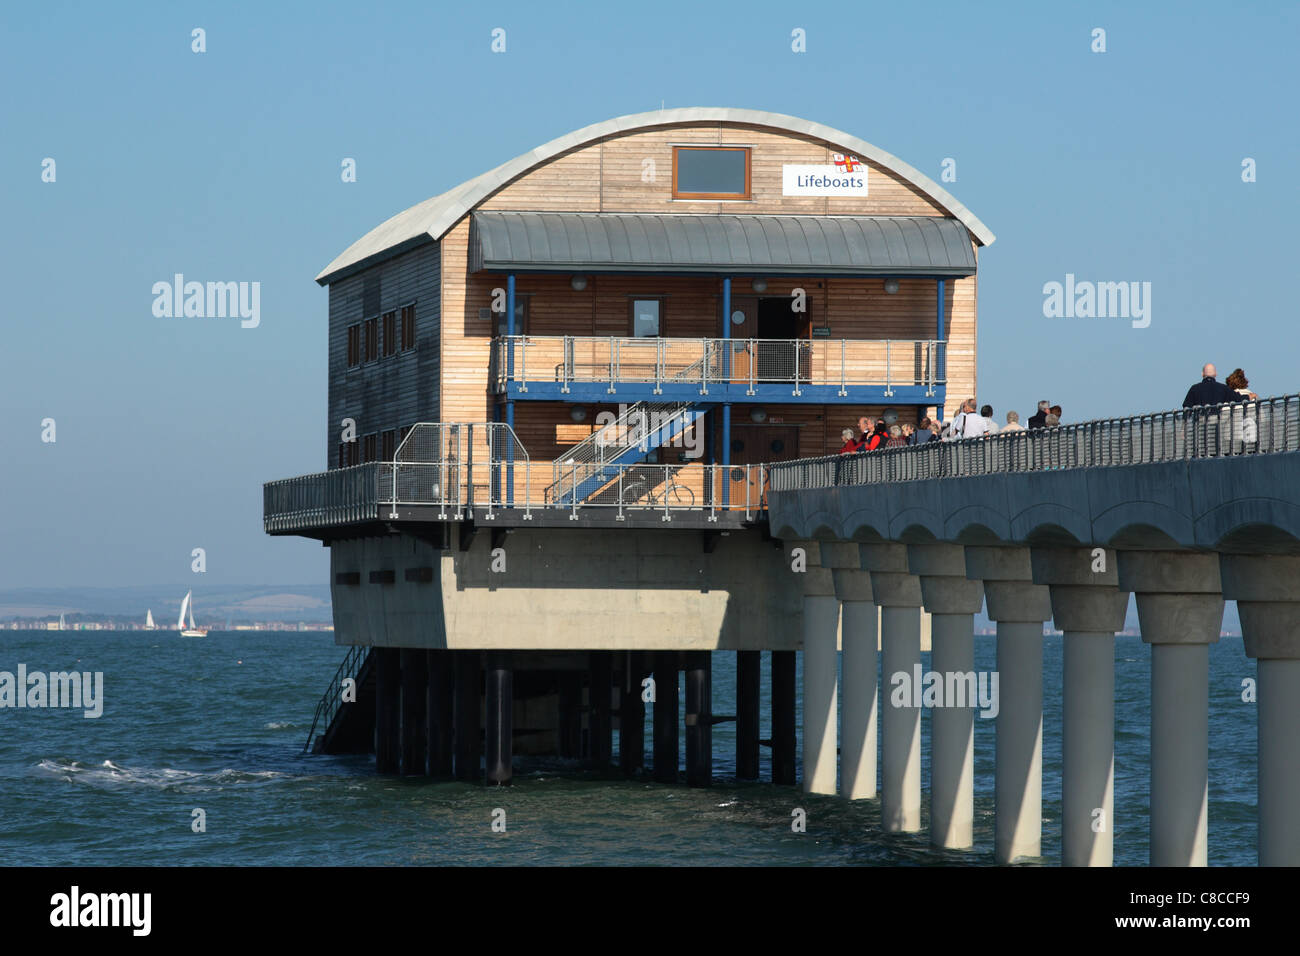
[
  {"left": 177, "top": 591, "right": 208, "bottom": 637},
  {"left": 145, "top": 609, "right": 156, "bottom": 630},
  {"left": 58, "top": 613, "right": 66, "bottom": 631}
]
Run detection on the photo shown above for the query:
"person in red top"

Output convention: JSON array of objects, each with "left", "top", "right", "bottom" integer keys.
[
  {"left": 861, "top": 419, "right": 889, "bottom": 451},
  {"left": 837, "top": 427, "right": 860, "bottom": 454}
]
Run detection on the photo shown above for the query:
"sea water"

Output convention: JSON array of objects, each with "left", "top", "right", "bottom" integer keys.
[{"left": 0, "top": 630, "right": 1257, "bottom": 865}]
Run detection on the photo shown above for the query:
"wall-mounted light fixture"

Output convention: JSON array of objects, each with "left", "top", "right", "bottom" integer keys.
[
  {"left": 570, "top": 406, "right": 588, "bottom": 423},
  {"left": 751, "top": 278, "right": 768, "bottom": 293},
  {"left": 571, "top": 275, "right": 588, "bottom": 291},
  {"left": 750, "top": 407, "right": 768, "bottom": 423},
  {"left": 884, "top": 278, "right": 900, "bottom": 295}
]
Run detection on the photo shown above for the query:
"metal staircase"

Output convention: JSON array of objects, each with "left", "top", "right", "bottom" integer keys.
[
  {"left": 303, "top": 645, "right": 375, "bottom": 754},
  {"left": 546, "top": 401, "right": 707, "bottom": 504}
]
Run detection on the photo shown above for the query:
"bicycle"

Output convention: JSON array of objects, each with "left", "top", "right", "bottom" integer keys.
[{"left": 643, "top": 470, "right": 695, "bottom": 508}]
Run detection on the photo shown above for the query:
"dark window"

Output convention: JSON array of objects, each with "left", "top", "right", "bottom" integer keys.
[
  {"left": 495, "top": 298, "right": 528, "bottom": 336},
  {"left": 363, "top": 434, "right": 377, "bottom": 462},
  {"left": 630, "top": 298, "right": 664, "bottom": 337},
  {"left": 672, "top": 146, "right": 751, "bottom": 200},
  {"left": 347, "top": 441, "right": 360, "bottom": 467},
  {"left": 381, "top": 429, "right": 396, "bottom": 460},
  {"left": 730, "top": 439, "right": 745, "bottom": 453},
  {"left": 346, "top": 324, "right": 360, "bottom": 367},
  {"left": 337, "top": 443, "right": 346, "bottom": 469},
  {"left": 400, "top": 305, "right": 416, "bottom": 350},
  {"left": 398, "top": 425, "right": 412, "bottom": 451},
  {"left": 382, "top": 311, "right": 396, "bottom": 357},
  {"left": 770, "top": 439, "right": 785, "bottom": 454},
  {"left": 364, "top": 318, "right": 378, "bottom": 362}
]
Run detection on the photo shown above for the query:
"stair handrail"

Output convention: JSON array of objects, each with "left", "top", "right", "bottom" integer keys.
[{"left": 303, "top": 644, "right": 370, "bottom": 753}]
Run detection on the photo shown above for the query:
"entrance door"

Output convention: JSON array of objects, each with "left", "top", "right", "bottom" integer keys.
[
  {"left": 726, "top": 424, "right": 800, "bottom": 509},
  {"left": 756, "top": 297, "right": 810, "bottom": 383}
]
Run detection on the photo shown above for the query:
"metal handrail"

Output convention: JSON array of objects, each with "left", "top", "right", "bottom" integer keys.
[
  {"left": 768, "top": 394, "right": 1300, "bottom": 491},
  {"left": 304, "top": 644, "right": 369, "bottom": 753},
  {"left": 495, "top": 335, "right": 946, "bottom": 392}
]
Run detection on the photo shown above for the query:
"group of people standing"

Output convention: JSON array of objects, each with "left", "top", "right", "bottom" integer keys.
[
  {"left": 838, "top": 414, "right": 941, "bottom": 453},
  {"left": 835, "top": 363, "right": 1264, "bottom": 457}
]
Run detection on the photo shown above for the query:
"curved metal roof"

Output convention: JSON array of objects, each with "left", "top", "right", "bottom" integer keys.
[
  {"left": 316, "top": 107, "right": 995, "bottom": 285},
  {"left": 472, "top": 212, "right": 978, "bottom": 276}
]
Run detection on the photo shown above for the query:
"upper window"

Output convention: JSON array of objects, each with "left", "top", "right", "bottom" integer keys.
[
  {"left": 364, "top": 317, "right": 378, "bottom": 362},
  {"left": 400, "top": 305, "right": 416, "bottom": 351},
  {"left": 672, "top": 146, "right": 751, "bottom": 200},
  {"left": 381, "top": 311, "right": 396, "bottom": 357},
  {"left": 631, "top": 299, "right": 662, "bottom": 337},
  {"left": 346, "top": 324, "right": 360, "bottom": 367}
]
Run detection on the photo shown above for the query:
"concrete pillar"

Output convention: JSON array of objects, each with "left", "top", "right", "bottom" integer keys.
[
  {"left": 453, "top": 650, "right": 481, "bottom": 782},
  {"left": 590, "top": 651, "right": 613, "bottom": 766},
  {"left": 771, "top": 650, "right": 797, "bottom": 785},
  {"left": 862, "top": 542, "right": 924, "bottom": 833},
  {"left": 653, "top": 651, "right": 679, "bottom": 784},
  {"left": 1031, "top": 548, "right": 1129, "bottom": 867},
  {"left": 792, "top": 541, "right": 839, "bottom": 796},
  {"left": 736, "top": 650, "right": 761, "bottom": 780},
  {"left": 426, "top": 649, "right": 454, "bottom": 778},
  {"left": 829, "top": 555, "right": 877, "bottom": 800},
  {"left": 1220, "top": 555, "right": 1300, "bottom": 866},
  {"left": 620, "top": 651, "right": 645, "bottom": 777},
  {"left": 685, "top": 651, "right": 712, "bottom": 787},
  {"left": 910, "top": 543, "right": 985, "bottom": 850},
  {"left": 485, "top": 652, "right": 513, "bottom": 786},
  {"left": 966, "top": 546, "right": 1052, "bottom": 864},
  {"left": 374, "top": 648, "right": 400, "bottom": 775},
  {"left": 399, "top": 648, "right": 428, "bottom": 777},
  {"left": 1117, "top": 551, "right": 1224, "bottom": 866}
]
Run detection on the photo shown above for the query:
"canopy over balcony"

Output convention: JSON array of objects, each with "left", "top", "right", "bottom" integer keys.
[{"left": 470, "top": 212, "right": 977, "bottom": 277}]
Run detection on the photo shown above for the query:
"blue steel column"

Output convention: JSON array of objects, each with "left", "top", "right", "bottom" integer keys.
[
  {"left": 721, "top": 277, "right": 731, "bottom": 508},
  {"left": 935, "top": 277, "right": 946, "bottom": 396},
  {"left": 505, "top": 273, "right": 516, "bottom": 504}
]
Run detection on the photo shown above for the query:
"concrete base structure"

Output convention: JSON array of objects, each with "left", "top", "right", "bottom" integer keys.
[
  {"left": 1220, "top": 555, "right": 1300, "bottom": 866},
  {"left": 911, "top": 543, "right": 984, "bottom": 850},
  {"left": 864, "top": 543, "right": 924, "bottom": 833},
  {"left": 1033, "top": 548, "right": 1129, "bottom": 867},
  {"left": 1118, "top": 551, "right": 1224, "bottom": 867},
  {"left": 967, "top": 546, "right": 1052, "bottom": 864}
]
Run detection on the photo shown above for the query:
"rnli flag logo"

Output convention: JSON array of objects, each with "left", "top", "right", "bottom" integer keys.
[{"left": 833, "top": 154, "right": 862, "bottom": 172}]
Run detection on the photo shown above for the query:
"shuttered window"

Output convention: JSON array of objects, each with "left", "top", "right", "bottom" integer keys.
[
  {"left": 382, "top": 311, "right": 396, "bottom": 357},
  {"left": 400, "top": 305, "right": 416, "bottom": 351},
  {"left": 346, "top": 324, "right": 360, "bottom": 367},
  {"left": 364, "top": 318, "right": 378, "bottom": 362},
  {"left": 381, "top": 429, "right": 396, "bottom": 460},
  {"left": 363, "top": 434, "right": 377, "bottom": 462}
]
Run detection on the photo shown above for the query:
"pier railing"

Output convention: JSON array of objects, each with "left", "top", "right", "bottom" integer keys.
[
  {"left": 493, "top": 335, "right": 945, "bottom": 396},
  {"left": 264, "top": 423, "right": 770, "bottom": 532},
  {"left": 769, "top": 394, "right": 1300, "bottom": 491}
]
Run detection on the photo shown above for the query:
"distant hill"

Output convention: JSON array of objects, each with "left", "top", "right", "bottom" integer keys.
[{"left": 0, "top": 584, "right": 332, "bottom": 624}]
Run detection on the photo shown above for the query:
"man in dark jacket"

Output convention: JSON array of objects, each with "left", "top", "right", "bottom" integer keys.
[
  {"left": 1027, "top": 400, "right": 1050, "bottom": 429},
  {"left": 1182, "top": 364, "right": 1240, "bottom": 407}
]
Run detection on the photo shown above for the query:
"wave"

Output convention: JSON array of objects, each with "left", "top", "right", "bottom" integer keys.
[
  {"left": 34, "top": 758, "right": 290, "bottom": 791},
  {"left": 263, "top": 721, "right": 299, "bottom": 730}
]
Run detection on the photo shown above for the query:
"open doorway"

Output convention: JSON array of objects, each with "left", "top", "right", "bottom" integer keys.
[
  {"left": 757, "top": 297, "right": 802, "bottom": 339},
  {"left": 755, "top": 297, "right": 808, "bottom": 382}
]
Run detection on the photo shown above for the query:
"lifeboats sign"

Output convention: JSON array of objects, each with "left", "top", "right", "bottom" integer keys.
[{"left": 782, "top": 154, "right": 868, "bottom": 196}]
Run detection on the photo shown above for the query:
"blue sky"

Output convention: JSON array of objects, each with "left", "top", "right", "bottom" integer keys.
[{"left": 2, "top": 1, "right": 1296, "bottom": 588}]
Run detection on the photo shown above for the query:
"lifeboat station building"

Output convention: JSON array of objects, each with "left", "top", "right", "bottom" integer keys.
[{"left": 265, "top": 108, "right": 994, "bottom": 785}]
